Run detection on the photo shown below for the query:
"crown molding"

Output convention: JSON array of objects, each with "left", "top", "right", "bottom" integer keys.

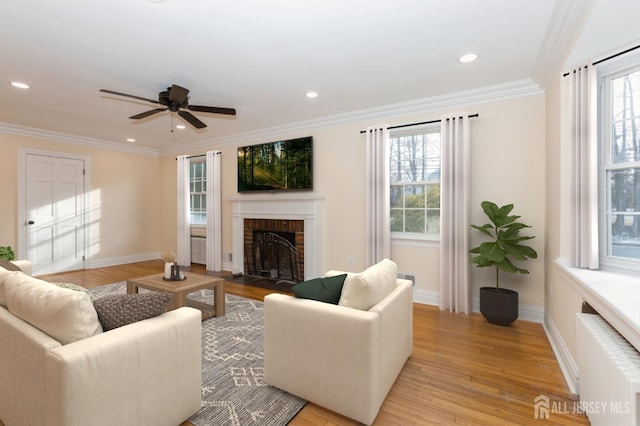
[
  {"left": 1, "top": 78, "right": 542, "bottom": 158},
  {"left": 532, "top": 0, "right": 596, "bottom": 89},
  {"left": 159, "top": 78, "right": 543, "bottom": 156},
  {"left": 0, "top": 122, "right": 159, "bottom": 157}
]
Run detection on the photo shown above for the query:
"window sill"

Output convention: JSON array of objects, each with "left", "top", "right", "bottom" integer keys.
[
  {"left": 556, "top": 259, "right": 640, "bottom": 352},
  {"left": 391, "top": 235, "right": 439, "bottom": 248}
]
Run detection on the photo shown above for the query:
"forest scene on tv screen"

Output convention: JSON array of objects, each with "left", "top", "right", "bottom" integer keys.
[{"left": 238, "top": 136, "right": 313, "bottom": 192}]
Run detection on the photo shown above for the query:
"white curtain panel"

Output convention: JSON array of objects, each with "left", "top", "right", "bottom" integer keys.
[
  {"left": 365, "top": 125, "right": 391, "bottom": 266},
  {"left": 205, "top": 151, "right": 222, "bottom": 272},
  {"left": 176, "top": 155, "right": 191, "bottom": 266},
  {"left": 563, "top": 64, "right": 599, "bottom": 269},
  {"left": 439, "top": 113, "right": 471, "bottom": 314}
]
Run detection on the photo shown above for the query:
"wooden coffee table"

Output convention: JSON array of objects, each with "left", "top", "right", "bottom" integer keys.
[{"left": 126, "top": 271, "right": 225, "bottom": 320}]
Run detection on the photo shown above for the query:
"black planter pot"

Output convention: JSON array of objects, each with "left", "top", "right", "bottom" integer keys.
[{"left": 479, "top": 287, "right": 518, "bottom": 326}]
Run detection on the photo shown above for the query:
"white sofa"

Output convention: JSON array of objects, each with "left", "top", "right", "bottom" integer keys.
[
  {"left": 0, "top": 261, "right": 202, "bottom": 426},
  {"left": 264, "top": 259, "right": 413, "bottom": 425}
]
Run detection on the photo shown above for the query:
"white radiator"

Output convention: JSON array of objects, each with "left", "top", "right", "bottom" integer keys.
[
  {"left": 190, "top": 236, "right": 206, "bottom": 265},
  {"left": 576, "top": 313, "right": 640, "bottom": 426}
]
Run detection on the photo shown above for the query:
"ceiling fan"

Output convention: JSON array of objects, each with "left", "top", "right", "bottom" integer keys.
[{"left": 99, "top": 84, "right": 236, "bottom": 129}]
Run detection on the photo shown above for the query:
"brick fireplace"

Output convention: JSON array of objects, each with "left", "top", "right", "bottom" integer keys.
[
  {"left": 243, "top": 218, "right": 305, "bottom": 282},
  {"left": 230, "top": 194, "right": 323, "bottom": 280}
]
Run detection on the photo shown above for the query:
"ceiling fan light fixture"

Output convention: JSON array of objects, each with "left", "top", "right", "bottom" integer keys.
[
  {"left": 10, "top": 81, "right": 30, "bottom": 89},
  {"left": 458, "top": 53, "right": 478, "bottom": 63}
]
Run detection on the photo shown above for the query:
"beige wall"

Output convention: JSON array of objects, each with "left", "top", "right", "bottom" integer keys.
[
  {"left": 0, "top": 133, "right": 161, "bottom": 263},
  {"left": 1, "top": 93, "right": 546, "bottom": 311},
  {"left": 158, "top": 93, "right": 547, "bottom": 309}
]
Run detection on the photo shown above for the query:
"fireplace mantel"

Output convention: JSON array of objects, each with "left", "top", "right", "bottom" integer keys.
[{"left": 229, "top": 194, "right": 324, "bottom": 280}]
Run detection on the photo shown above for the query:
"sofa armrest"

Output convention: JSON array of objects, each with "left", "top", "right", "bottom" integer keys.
[
  {"left": 45, "top": 307, "right": 202, "bottom": 426},
  {"left": 10, "top": 260, "right": 31, "bottom": 276},
  {"left": 264, "top": 294, "right": 380, "bottom": 424},
  {"left": 370, "top": 280, "right": 413, "bottom": 398}
]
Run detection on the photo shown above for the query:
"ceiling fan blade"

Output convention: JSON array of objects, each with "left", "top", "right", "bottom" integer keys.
[
  {"left": 129, "top": 108, "right": 167, "bottom": 119},
  {"left": 99, "top": 89, "right": 161, "bottom": 105},
  {"left": 169, "top": 84, "right": 189, "bottom": 104},
  {"left": 178, "top": 111, "right": 207, "bottom": 129},
  {"left": 188, "top": 105, "right": 237, "bottom": 116}
]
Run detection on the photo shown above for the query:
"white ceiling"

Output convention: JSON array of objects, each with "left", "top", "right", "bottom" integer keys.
[{"left": 0, "top": 0, "right": 637, "bottom": 152}]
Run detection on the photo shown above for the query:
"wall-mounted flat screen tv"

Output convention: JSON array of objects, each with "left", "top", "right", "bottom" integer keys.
[{"left": 237, "top": 136, "right": 313, "bottom": 192}]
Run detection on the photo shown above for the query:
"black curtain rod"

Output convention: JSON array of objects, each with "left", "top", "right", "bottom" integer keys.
[
  {"left": 359, "top": 113, "right": 479, "bottom": 134},
  {"left": 175, "top": 152, "right": 221, "bottom": 160},
  {"left": 562, "top": 43, "right": 640, "bottom": 77}
]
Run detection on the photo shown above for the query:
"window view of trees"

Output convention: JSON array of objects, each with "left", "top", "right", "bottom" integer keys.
[
  {"left": 390, "top": 130, "right": 441, "bottom": 235},
  {"left": 238, "top": 137, "right": 313, "bottom": 191},
  {"left": 190, "top": 161, "right": 206, "bottom": 225},
  {"left": 607, "top": 69, "right": 640, "bottom": 260}
]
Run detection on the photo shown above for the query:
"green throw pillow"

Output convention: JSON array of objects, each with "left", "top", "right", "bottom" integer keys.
[{"left": 292, "top": 274, "right": 347, "bottom": 304}]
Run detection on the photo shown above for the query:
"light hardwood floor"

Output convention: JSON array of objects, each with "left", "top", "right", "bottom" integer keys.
[{"left": 39, "top": 260, "right": 589, "bottom": 425}]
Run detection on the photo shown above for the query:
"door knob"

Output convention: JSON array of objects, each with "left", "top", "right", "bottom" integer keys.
[{"left": 27, "top": 220, "right": 35, "bottom": 225}]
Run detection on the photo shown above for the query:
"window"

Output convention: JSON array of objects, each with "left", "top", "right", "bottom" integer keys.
[
  {"left": 190, "top": 160, "right": 206, "bottom": 225},
  {"left": 390, "top": 127, "right": 441, "bottom": 239},
  {"left": 601, "top": 62, "right": 640, "bottom": 266}
]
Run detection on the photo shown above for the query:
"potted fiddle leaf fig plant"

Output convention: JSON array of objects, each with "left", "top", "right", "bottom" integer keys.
[{"left": 470, "top": 201, "right": 537, "bottom": 326}]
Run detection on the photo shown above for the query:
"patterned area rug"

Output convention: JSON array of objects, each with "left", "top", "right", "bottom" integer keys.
[{"left": 91, "top": 283, "right": 306, "bottom": 426}]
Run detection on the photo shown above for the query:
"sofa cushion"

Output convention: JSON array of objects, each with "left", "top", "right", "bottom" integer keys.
[
  {"left": 293, "top": 274, "right": 347, "bottom": 304},
  {"left": 93, "top": 293, "right": 172, "bottom": 331},
  {"left": 4, "top": 274, "right": 103, "bottom": 344},
  {"left": 50, "top": 282, "right": 94, "bottom": 300},
  {"left": 338, "top": 258, "right": 398, "bottom": 311},
  {"left": 0, "top": 259, "right": 21, "bottom": 272},
  {"left": 0, "top": 269, "right": 22, "bottom": 308}
]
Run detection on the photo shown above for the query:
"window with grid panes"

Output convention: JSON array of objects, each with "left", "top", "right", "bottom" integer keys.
[
  {"left": 601, "top": 63, "right": 640, "bottom": 267},
  {"left": 390, "top": 127, "right": 441, "bottom": 239},
  {"left": 190, "top": 160, "right": 206, "bottom": 225}
]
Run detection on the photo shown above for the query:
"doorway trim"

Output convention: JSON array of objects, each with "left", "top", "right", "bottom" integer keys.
[{"left": 18, "top": 148, "right": 91, "bottom": 270}]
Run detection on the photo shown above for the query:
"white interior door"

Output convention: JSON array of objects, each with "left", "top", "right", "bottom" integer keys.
[{"left": 25, "top": 153, "right": 86, "bottom": 275}]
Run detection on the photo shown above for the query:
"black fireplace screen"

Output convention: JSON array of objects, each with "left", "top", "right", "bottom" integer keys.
[{"left": 244, "top": 231, "right": 303, "bottom": 283}]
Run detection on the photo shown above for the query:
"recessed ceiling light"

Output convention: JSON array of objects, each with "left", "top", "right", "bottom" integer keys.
[
  {"left": 126, "top": 138, "right": 136, "bottom": 143},
  {"left": 305, "top": 91, "right": 318, "bottom": 99},
  {"left": 458, "top": 53, "right": 478, "bottom": 64},
  {"left": 176, "top": 124, "right": 186, "bottom": 130},
  {"left": 10, "top": 81, "right": 30, "bottom": 89}
]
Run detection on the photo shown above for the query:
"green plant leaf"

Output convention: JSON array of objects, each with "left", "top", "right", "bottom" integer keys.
[
  {"left": 470, "top": 255, "right": 494, "bottom": 267},
  {"left": 499, "top": 223, "right": 529, "bottom": 237},
  {"left": 494, "top": 257, "right": 524, "bottom": 274},
  {"left": 479, "top": 241, "right": 505, "bottom": 262},
  {"left": 0, "top": 246, "right": 15, "bottom": 261},
  {"left": 471, "top": 224, "right": 494, "bottom": 237},
  {"left": 502, "top": 242, "right": 538, "bottom": 260}
]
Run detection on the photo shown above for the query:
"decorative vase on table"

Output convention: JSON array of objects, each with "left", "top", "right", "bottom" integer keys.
[
  {"left": 164, "top": 262, "right": 173, "bottom": 279},
  {"left": 162, "top": 251, "right": 176, "bottom": 279}
]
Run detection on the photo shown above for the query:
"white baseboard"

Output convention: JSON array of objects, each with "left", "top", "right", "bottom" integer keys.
[
  {"left": 86, "top": 252, "right": 162, "bottom": 269},
  {"left": 413, "top": 289, "right": 440, "bottom": 305},
  {"left": 543, "top": 314, "right": 579, "bottom": 394},
  {"left": 222, "top": 260, "right": 233, "bottom": 272},
  {"left": 413, "top": 289, "right": 544, "bottom": 323}
]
